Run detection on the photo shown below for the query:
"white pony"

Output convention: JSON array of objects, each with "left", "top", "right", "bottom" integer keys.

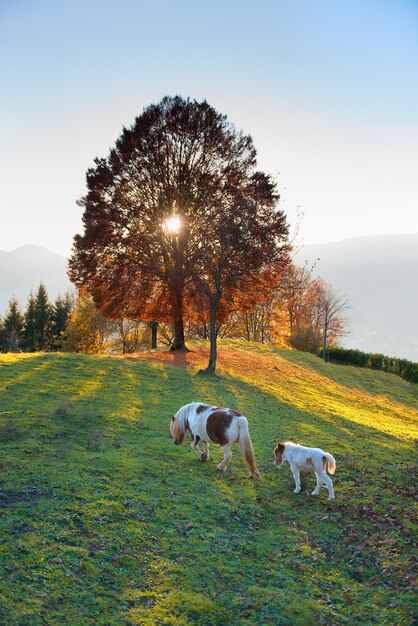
[
  {"left": 170, "top": 402, "right": 260, "bottom": 478},
  {"left": 274, "top": 441, "right": 336, "bottom": 500}
]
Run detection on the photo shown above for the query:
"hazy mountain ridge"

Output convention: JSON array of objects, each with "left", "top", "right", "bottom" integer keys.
[
  {"left": 294, "top": 233, "right": 418, "bottom": 361},
  {"left": 1, "top": 236, "right": 417, "bottom": 361},
  {"left": 0, "top": 245, "right": 72, "bottom": 312}
]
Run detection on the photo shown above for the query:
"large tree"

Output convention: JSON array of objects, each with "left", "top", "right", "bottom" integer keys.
[{"left": 69, "top": 96, "right": 269, "bottom": 350}]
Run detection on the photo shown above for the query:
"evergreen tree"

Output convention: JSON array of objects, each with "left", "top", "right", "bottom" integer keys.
[
  {"left": 22, "top": 292, "right": 37, "bottom": 351},
  {"left": 1, "top": 298, "right": 24, "bottom": 352},
  {"left": 51, "top": 291, "right": 74, "bottom": 350},
  {"left": 33, "top": 283, "right": 53, "bottom": 350}
]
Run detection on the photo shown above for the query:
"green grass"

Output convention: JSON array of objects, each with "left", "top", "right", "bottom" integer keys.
[{"left": 0, "top": 343, "right": 417, "bottom": 625}]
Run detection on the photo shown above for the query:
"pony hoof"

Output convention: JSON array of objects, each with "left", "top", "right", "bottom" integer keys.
[
  {"left": 328, "top": 495, "right": 335, "bottom": 501},
  {"left": 216, "top": 465, "right": 226, "bottom": 471},
  {"left": 200, "top": 453, "right": 208, "bottom": 461}
]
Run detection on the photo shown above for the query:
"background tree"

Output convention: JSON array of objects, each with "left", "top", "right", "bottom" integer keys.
[
  {"left": 69, "top": 96, "right": 272, "bottom": 351},
  {"left": 32, "top": 283, "right": 53, "bottom": 351},
  {"left": 313, "top": 279, "right": 349, "bottom": 359},
  {"left": 63, "top": 292, "right": 149, "bottom": 354},
  {"left": 22, "top": 292, "right": 37, "bottom": 351},
  {"left": 238, "top": 290, "right": 283, "bottom": 344},
  {"left": 51, "top": 291, "right": 75, "bottom": 350},
  {"left": 279, "top": 263, "right": 316, "bottom": 337},
  {"left": 1, "top": 297, "right": 24, "bottom": 352},
  {"left": 62, "top": 291, "right": 114, "bottom": 353},
  {"left": 113, "top": 317, "right": 145, "bottom": 354},
  {"left": 281, "top": 271, "right": 349, "bottom": 354}
]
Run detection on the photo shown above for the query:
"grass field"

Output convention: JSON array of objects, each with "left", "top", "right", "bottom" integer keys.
[{"left": 0, "top": 340, "right": 417, "bottom": 625}]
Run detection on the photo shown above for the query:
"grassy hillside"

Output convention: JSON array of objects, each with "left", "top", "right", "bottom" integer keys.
[{"left": 0, "top": 340, "right": 417, "bottom": 625}]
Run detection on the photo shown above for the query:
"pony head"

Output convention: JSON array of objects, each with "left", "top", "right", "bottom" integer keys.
[
  {"left": 170, "top": 414, "right": 187, "bottom": 445},
  {"left": 274, "top": 442, "right": 285, "bottom": 466}
]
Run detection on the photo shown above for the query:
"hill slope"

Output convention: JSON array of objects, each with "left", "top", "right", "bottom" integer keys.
[
  {"left": 0, "top": 341, "right": 417, "bottom": 625},
  {"left": 294, "top": 233, "right": 418, "bottom": 361}
]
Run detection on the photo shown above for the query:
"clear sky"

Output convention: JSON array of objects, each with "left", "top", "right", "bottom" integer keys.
[{"left": 1, "top": 0, "right": 417, "bottom": 256}]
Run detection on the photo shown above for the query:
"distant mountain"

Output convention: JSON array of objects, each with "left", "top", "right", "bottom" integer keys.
[
  {"left": 0, "top": 245, "right": 72, "bottom": 312},
  {"left": 294, "top": 233, "right": 418, "bottom": 361}
]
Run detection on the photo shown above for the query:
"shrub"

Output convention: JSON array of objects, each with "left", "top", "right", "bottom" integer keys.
[
  {"left": 369, "top": 353, "right": 384, "bottom": 369},
  {"left": 320, "top": 347, "right": 418, "bottom": 383}
]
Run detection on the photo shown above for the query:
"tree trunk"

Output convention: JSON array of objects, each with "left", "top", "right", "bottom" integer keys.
[
  {"left": 149, "top": 322, "right": 158, "bottom": 349},
  {"left": 170, "top": 318, "right": 188, "bottom": 351},
  {"left": 201, "top": 298, "right": 219, "bottom": 374},
  {"left": 169, "top": 285, "right": 189, "bottom": 351},
  {"left": 323, "top": 319, "right": 328, "bottom": 361}
]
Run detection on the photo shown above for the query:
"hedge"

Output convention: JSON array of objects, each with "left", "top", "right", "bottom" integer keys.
[{"left": 320, "top": 347, "right": 418, "bottom": 383}]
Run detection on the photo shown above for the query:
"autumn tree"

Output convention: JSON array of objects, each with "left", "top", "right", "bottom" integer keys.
[
  {"left": 313, "top": 279, "right": 349, "bottom": 358},
  {"left": 69, "top": 95, "right": 282, "bottom": 351},
  {"left": 63, "top": 291, "right": 147, "bottom": 354},
  {"left": 113, "top": 317, "right": 145, "bottom": 354},
  {"left": 62, "top": 291, "right": 114, "bottom": 353},
  {"left": 238, "top": 290, "right": 283, "bottom": 344},
  {"left": 279, "top": 267, "right": 349, "bottom": 354},
  {"left": 279, "top": 263, "right": 316, "bottom": 335}
]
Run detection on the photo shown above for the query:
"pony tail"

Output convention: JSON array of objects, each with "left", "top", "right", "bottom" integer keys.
[
  {"left": 324, "top": 453, "right": 336, "bottom": 474},
  {"left": 238, "top": 417, "right": 260, "bottom": 479}
]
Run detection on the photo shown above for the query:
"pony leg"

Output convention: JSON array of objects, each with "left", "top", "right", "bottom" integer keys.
[
  {"left": 291, "top": 464, "right": 301, "bottom": 493},
  {"left": 190, "top": 439, "right": 204, "bottom": 459},
  {"left": 217, "top": 445, "right": 232, "bottom": 471},
  {"left": 201, "top": 441, "right": 209, "bottom": 461},
  {"left": 311, "top": 471, "right": 325, "bottom": 496},
  {"left": 323, "top": 474, "right": 335, "bottom": 500}
]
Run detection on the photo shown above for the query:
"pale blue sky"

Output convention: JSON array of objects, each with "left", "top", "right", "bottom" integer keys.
[{"left": 1, "top": 0, "right": 417, "bottom": 255}]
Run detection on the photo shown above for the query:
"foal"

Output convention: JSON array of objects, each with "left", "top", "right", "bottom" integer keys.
[
  {"left": 170, "top": 402, "right": 260, "bottom": 478},
  {"left": 274, "top": 441, "right": 336, "bottom": 500}
]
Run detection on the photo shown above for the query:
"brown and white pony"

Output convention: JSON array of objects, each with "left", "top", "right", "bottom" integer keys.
[{"left": 170, "top": 402, "right": 260, "bottom": 478}]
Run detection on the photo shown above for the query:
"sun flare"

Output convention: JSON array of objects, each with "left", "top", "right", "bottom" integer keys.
[{"left": 163, "top": 214, "right": 182, "bottom": 234}]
